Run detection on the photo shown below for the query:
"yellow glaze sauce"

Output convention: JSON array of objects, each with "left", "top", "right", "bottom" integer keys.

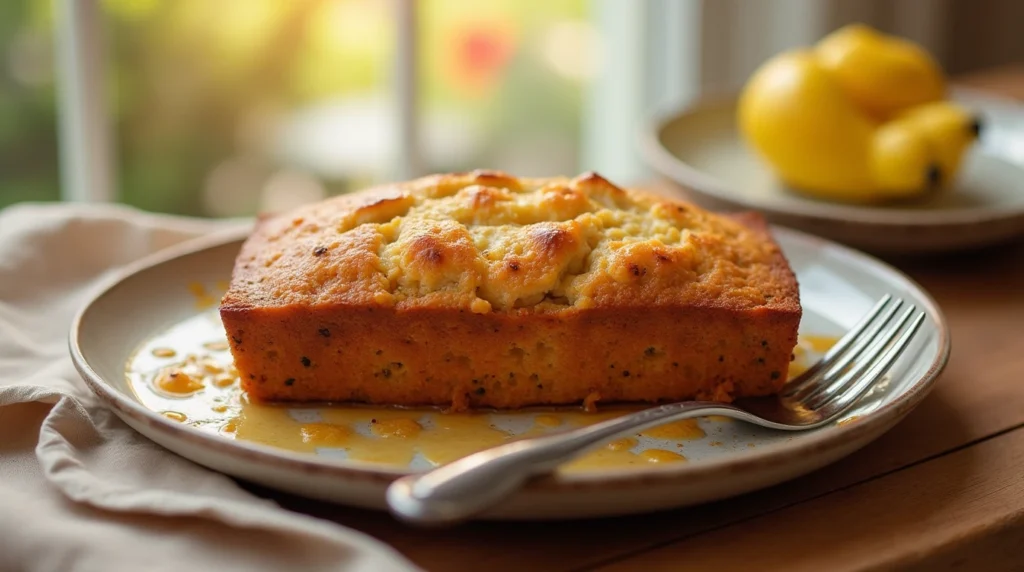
[
  {"left": 789, "top": 334, "right": 838, "bottom": 378},
  {"left": 802, "top": 334, "right": 839, "bottom": 354},
  {"left": 370, "top": 418, "right": 423, "bottom": 439},
  {"left": 202, "top": 341, "right": 230, "bottom": 352},
  {"left": 154, "top": 369, "right": 204, "bottom": 395},
  {"left": 837, "top": 415, "right": 861, "bottom": 426},
  {"left": 187, "top": 280, "right": 229, "bottom": 311},
  {"left": 606, "top": 437, "right": 637, "bottom": 451},
  {"left": 639, "top": 449, "right": 686, "bottom": 463},
  {"left": 639, "top": 419, "right": 705, "bottom": 440},
  {"left": 534, "top": 414, "right": 562, "bottom": 428},
  {"left": 300, "top": 423, "right": 352, "bottom": 446},
  {"left": 127, "top": 310, "right": 837, "bottom": 473},
  {"left": 162, "top": 411, "right": 187, "bottom": 423}
]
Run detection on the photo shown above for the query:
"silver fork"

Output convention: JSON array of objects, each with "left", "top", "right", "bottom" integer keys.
[{"left": 386, "top": 294, "right": 925, "bottom": 526}]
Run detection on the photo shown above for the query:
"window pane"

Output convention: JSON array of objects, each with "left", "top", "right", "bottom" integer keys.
[
  {"left": 0, "top": 0, "right": 589, "bottom": 216},
  {"left": 0, "top": 0, "right": 60, "bottom": 208},
  {"left": 418, "top": 0, "right": 590, "bottom": 177},
  {"left": 108, "top": 0, "right": 393, "bottom": 217}
]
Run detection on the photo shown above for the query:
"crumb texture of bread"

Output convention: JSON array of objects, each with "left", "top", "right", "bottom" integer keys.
[{"left": 221, "top": 171, "right": 801, "bottom": 410}]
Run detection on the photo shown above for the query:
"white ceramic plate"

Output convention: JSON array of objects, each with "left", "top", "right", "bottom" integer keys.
[
  {"left": 639, "top": 88, "right": 1024, "bottom": 255},
  {"left": 70, "top": 225, "right": 949, "bottom": 520}
]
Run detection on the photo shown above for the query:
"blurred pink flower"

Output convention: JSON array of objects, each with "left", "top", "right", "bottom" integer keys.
[{"left": 445, "top": 20, "right": 517, "bottom": 95}]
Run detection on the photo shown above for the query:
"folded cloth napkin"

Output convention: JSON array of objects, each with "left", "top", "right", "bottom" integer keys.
[{"left": 0, "top": 203, "right": 418, "bottom": 572}]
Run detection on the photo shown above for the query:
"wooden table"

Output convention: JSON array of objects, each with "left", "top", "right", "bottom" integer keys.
[{"left": 251, "top": 69, "right": 1024, "bottom": 571}]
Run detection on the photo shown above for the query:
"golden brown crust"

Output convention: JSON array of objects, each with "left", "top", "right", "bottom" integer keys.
[{"left": 221, "top": 171, "right": 801, "bottom": 409}]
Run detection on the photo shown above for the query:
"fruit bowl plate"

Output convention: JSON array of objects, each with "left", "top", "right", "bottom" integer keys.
[{"left": 639, "top": 87, "right": 1024, "bottom": 255}]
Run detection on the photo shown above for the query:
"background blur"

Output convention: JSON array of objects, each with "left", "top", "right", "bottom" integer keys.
[{"left": 2, "top": 0, "right": 1022, "bottom": 218}]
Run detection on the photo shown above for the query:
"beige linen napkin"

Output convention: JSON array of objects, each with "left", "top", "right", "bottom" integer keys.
[{"left": 0, "top": 203, "right": 419, "bottom": 572}]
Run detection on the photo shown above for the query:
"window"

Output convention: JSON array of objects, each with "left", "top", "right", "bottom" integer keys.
[
  {"left": 1, "top": 0, "right": 591, "bottom": 217},
  {"left": 1, "top": 0, "right": 1011, "bottom": 217}
]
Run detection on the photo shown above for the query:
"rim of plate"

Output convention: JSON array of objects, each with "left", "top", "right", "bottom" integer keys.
[
  {"left": 637, "top": 87, "right": 1024, "bottom": 228},
  {"left": 70, "top": 223, "right": 951, "bottom": 491}
]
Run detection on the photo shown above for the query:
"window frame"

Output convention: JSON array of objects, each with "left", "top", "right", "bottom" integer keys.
[{"left": 55, "top": 0, "right": 946, "bottom": 202}]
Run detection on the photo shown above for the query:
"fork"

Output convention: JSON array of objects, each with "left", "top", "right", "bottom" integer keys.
[{"left": 386, "top": 294, "right": 925, "bottom": 525}]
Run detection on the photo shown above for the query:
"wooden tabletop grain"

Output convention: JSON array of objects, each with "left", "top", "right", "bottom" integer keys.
[{"left": 248, "top": 67, "right": 1024, "bottom": 572}]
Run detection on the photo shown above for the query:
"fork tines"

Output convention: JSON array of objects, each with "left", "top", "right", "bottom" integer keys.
[{"left": 782, "top": 294, "right": 927, "bottom": 414}]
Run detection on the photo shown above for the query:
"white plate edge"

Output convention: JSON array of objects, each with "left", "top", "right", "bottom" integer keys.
[
  {"left": 637, "top": 90, "right": 1024, "bottom": 227},
  {"left": 68, "top": 222, "right": 952, "bottom": 488}
]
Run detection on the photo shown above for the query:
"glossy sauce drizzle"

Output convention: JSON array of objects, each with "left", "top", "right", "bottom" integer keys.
[{"left": 127, "top": 311, "right": 835, "bottom": 473}]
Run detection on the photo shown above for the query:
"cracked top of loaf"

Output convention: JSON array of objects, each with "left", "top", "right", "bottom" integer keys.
[{"left": 221, "top": 171, "right": 798, "bottom": 313}]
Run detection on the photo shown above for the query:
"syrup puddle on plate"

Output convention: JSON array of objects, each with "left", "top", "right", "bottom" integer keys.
[{"left": 126, "top": 310, "right": 835, "bottom": 473}]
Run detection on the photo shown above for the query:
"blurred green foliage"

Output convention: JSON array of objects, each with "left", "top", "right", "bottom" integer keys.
[
  {"left": 0, "top": 0, "right": 60, "bottom": 207},
  {"left": 0, "top": 0, "right": 587, "bottom": 217}
]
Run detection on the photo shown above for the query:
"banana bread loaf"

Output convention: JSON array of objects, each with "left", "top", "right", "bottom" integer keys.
[{"left": 220, "top": 171, "right": 801, "bottom": 410}]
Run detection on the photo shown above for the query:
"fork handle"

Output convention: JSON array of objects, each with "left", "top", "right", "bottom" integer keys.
[{"left": 386, "top": 401, "right": 745, "bottom": 525}]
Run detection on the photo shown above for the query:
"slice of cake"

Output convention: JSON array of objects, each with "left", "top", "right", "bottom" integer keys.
[{"left": 220, "top": 171, "right": 801, "bottom": 410}]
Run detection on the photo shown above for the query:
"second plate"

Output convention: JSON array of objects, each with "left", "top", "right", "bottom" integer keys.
[{"left": 639, "top": 88, "right": 1024, "bottom": 255}]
